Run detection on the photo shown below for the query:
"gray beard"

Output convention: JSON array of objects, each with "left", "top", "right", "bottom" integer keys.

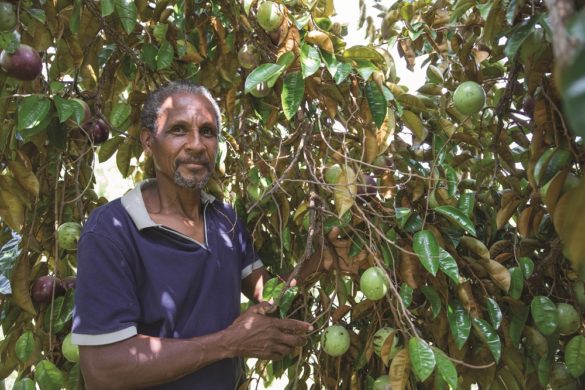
[{"left": 173, "top": 170, "right": 212, "bottom": 189}]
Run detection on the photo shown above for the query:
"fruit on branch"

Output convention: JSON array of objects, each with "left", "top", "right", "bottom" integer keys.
[
  {"left": 373, "top": 375, "right": 391, "bottom": 390},
  {"left": 360, "top": 266, "right": 389, "bottom": 301},
  {"left": 452, "top": 81, "right": 486, "bottom": 116},
  {"left": 257, "top": 1, "right": 283, "bottom": 32},
  {"left": 357, "top": 173, "right": 377, "bottom": 198},
  {"left": 0, "top": 44, "right": 42, "bottom": 81},
  {"left": 372, "top": 327, "right": 399, "bottom": 359},
  {"left": 31, "top": 275, "right": 65, "bottom": 304},
  {"left": 556, "top": 303, "right": 580, "bottom": 335},
  {"left": 0, "top": 2, "right": 17, "bottom": 31},
  {"left": 61, "top": 333, "right": 79, "bottom": 363},
  {"left": 321, "top": 324, "right": 350, "bottom": 357},
  {"left": 57, "top": 222, "right": 82, "bottom": 251},
  {"left": 237, "top": 44, "right": 260, "bottom": 70},
  {"left": 86, "top": 118, "right": 110, "bottom": 145}
]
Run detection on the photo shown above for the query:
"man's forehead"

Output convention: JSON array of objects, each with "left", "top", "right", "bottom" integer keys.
[{"left": 158, "top": 92, "right": 216, "bottom": 119}]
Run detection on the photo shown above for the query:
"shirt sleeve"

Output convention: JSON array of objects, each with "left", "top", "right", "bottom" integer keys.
[
  {"left": 235, "top": 216, "right": 264, "bottom": 279},
  {"left": 71, "top": 231, "right": 140, "bottom": 346}
]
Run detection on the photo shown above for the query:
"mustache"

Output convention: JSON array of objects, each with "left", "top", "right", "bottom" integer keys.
[{"left": 175, "top": 157, "right": 211, "bottom": 167}]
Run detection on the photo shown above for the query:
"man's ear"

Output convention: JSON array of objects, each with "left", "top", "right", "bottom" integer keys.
[{"left": 140, "top": 127, "right": 152, "bottom": 155}]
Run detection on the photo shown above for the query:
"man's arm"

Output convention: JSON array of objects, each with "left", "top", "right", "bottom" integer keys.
[{"left": 80, "top": 302, "right": 311, "bottom": 390}]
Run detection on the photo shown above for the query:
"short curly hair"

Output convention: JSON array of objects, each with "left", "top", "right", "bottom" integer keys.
[{"left": 140, "top": 80, "right": 221, "bottom": 133}]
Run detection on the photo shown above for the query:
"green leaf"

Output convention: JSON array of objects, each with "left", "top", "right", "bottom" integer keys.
[
  {"left": 413, "top": 230, "right": 440, "bottom": 276},
  {"left": 509, "top": 304, "right": 529, "bottom": 347},
  {"left": 101, "top": 0, "right": 115, "bottom": 16},
  {"left": 245, "top": 63, "right": 285, "bottom": 94},
  {"left": 562, "top": 46, "right": 585, "bottom": 137},
  {"left": 116, "top": 142, "right": 132, "bottom": 177},
  {"left": 281, "top": 72, "right": 305, "bottom": 120},
  {"left": 447, "top": 300, "right": 471, "bottom": 349},
  {"left": 262, "top": 277, "right": 282, "bottom": 302},
  {"left": 98, "top": 136, "right": 125, "bottom": 163},
  {"left": 156, "top": 41, "right": 174, "bottom": 70},
  {"left": 334, "top": 62, "right": 352, "bottom": 84},
  {"left": 366, "top": 81, "right": 387, "bottom": 128},
  {"left": 530, "top": 296, "right": 558, "bottom": 336},
  {"left": 35, "top": 360, "right": 64, "bottom": 390},
  {"left": 421, "top": 285, "right": 441, "bottom": 319},
  {"left": 519, "top": 257, "right": 535, "bottom": 278},
  {"left": 43, "top": 292, "right": 74, "bottom": 334},
  {"left": 438, "top": 248, "right": 460, "bottom": 284},
  {"left": 15, "top": 331, "right": 35, "bottom": 362},
  {"left": 276, "top": 52, "right": 295, "bottom": 68},
  {"left": 433, "top": 205, "right": 477, "bottom": 236},
  {"left": 355, "top": 60, "right": 377, "bottom": 81},
  {"left": 399, "top": 283, "right": 413, "bottom": 307},
  {"left": 27, "top": 9, "right": 47, "bottom": 24},
  {"left": 486, "top": 297, "right": 502, "bottom": 329},
  {"left": 142, "top": 43, "right": 158, "bottom": 70},
  {"left": 0, "top": 30, "right": 20, "bottom": 53},
  {"left": 110, "top": 102, "right": 131, "bottom": 129},
  {"left": 321, "top": 50, "right": 338, "bottom": 77},
  {"left": 432, "top": 347, "right": 458, "bottom": 390},
  {"left": 17, "top": 95, "right": 51, "bottom": 130},
  {"left": 69, "top": 0, "right": 81, "bottom": 33},
  {"left": 508, "top": 266, "right": 524, "bottom": 300},
  {"left": 408, "top": 337, "right": 436, "bottom": 382},
  {"left": 12, "top": 378, "right": 36, "bottom": 390},
  {"left": 278, "top": 286, "right": 299, "bottom": 318},
  {"left": 443, "top": 164, "right": 458, "bottom": 197},
  {"left": 153, "top": 23, "right": 169, "bottom": 43},
  {"left": 115, "top": 0, "right": 137, "bottom": 35},
  {"left": 300, "top": 43, "right": 321, "bottom": 78},
  {"left": 565, "top": 335, "right": 585, "bottom": 377},
  {"left": 472, "top": 318, "right": 502, "bottom": 362},
  {"left": 504, "top": 19, "right": 536, "bottom": 59},
  {"left": 457, "top": 192, "right": 475, "bottom": 217}
]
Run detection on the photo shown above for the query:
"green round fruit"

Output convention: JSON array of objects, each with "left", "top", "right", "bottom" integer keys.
[
  {"left": 321, "top": 325, "right": 350, "bottom": 357},
  {"left": 452, "top": 81, "right": 486, "bottom": 116},
  {"left": 556, "top": 303, "right": 580, "bottom": 335},
  {"left": 0, "top": 2, "right": 17, "bottom": 31},
  {"left": 257, "top": 1, "right": 283, "bottom": 32},
  {"left": 360, "top": 266, "right": 389, "bottom": 301},
  {"left": 373, "top": 327, "right": 399, "bottom": 359},
  {"left": 62, "top": 333, "right": 79, "bottom": 363},
  {"left": 373, "top": 375, "right": 391, "bottom": 390},
  {"left": 57, "top": 222, "right": 82, "bottom": 251},
  {"left": 237, "top": 44, "right": 260, "bottom": 70}
]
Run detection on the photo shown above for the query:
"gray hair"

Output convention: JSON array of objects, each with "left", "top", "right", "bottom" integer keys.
[{"left": 140, "top": 80, "right": 221, "bottom": 133}]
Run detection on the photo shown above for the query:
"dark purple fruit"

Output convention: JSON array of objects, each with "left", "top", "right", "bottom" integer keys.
[
  {"left": 0, "top": 44, "right": 42, "bottom": 81},
  {"left": 31, "top": 275, "right": 65, "bottom": 304},
  {"left": 357, "top": 173, "right": 378, "bottom": 198},
  {"left": 87, "top": 119, "right": 110, "bottom": 144}
]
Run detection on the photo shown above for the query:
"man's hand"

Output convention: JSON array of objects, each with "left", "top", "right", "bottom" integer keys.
[{"left": 224, "top": 302, "right": 313, "bottom": 360}]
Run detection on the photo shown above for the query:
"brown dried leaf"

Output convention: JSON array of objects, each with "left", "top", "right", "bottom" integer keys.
[
  {"left": 377, "top": 110, "right": 395, "bottom": 156},
  {"left": 399, "top": 246, "right": 422, "bottom": 289},
  {"left": 389, "top": 348, "right": 410, "bottom": 390},
  {"left": 553, "top": 179, "right": 585, "bottom": 268},
  {"left": 305, "top": 31, "right": 334, "bottom": 53},
  {"left": 496, "top": 192, "right": 521, "bottom": 230},
  {"left": 460, "top": 236, "right": 490, "bottom": 261},
  {"left": 10, "top": 255, "right": 36, "bottom": 315},
  {"left": 517, "top": 205, "right": 545, "bottom": 239},
  {"left": 457, "top": 281, "right": 481, "bottom": 318},
  {"left": 7, "top": 156, "right": 39, "bottom": 197},
  {"left": 364, "top": 128, "right": 378, "bottom": 164},
  {"left": 482, "top": 260, "right": 511, "bottom": 292}
]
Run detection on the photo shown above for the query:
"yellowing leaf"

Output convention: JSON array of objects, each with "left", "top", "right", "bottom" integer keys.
[
  {"left": 377, "top": 110, "right": 395, "bottom": 155},
  {"left": 483, "top": 260, "right": 511, "bottom": 292},
  {"left": 401, "top": 110, "right": 427, "bottom": 141},
  {"left": 334, "top": 165, "right": 357, "bottom": 218},
  {"left": 10, "top": 255, "right": 36, "bottom": 315},
  {"left": 553, "top": 178, "right": 585, "bottom": 268},
  {"left": 7, "top": 158, "right": 39, "bottom": 197},
  {"left": 389, "top": 348, "right": 410, "bottom": 390},
  {"left": 305, "top": 31, "right": 334, "bottom": 53},
  {"left": 364, "top": 128, "right": 378, "bottom": 164}
]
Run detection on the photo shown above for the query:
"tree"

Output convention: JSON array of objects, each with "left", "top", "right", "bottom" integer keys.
[{"left": 0, "top": 0, "right": 584, "bottom": 388}]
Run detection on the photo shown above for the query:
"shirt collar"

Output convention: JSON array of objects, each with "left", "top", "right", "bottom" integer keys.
[{"left": 120, "top": 179, "right": 216, "bottom": 230}]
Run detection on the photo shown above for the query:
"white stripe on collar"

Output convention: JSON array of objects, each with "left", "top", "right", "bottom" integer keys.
[{"left": 120, "top": 179, "right": 216, "bottom": 231}]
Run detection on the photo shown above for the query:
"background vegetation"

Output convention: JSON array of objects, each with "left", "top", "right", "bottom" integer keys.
[{"left": 1, "top": 0, "right": 585, "bottom": 388}]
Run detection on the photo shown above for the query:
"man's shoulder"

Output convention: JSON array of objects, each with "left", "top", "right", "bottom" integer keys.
[{"left": 82, "top": 198, "right": 128, "bottom": 236}]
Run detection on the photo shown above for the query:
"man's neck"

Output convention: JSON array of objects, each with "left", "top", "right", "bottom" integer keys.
[{"left": 142, "top": 177, "right": 204, "bottom": 221}]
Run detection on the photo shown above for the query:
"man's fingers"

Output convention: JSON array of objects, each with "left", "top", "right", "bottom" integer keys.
[{"left": 327, "top": 226, "right": 341, "bottom": 241}]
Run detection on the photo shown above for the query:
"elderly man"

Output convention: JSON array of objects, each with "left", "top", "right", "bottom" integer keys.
[{"left": 72, "top": 81, "right": 317, "bottom": 389}]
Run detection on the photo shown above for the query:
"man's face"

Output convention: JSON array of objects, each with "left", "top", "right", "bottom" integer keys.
[{"left": 143, "top": 92, "right": 219, "bottom": 189}]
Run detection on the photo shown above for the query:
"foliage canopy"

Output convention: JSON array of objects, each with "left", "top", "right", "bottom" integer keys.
[{"left": 1, "top": 0, "right": 585, "bottom": 388}]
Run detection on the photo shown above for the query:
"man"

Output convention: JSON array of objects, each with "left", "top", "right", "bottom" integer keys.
[{"left": 72, "top": 81, "right": 321, "bottom": 389}]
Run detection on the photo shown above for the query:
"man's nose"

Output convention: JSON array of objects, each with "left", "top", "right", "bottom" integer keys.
[{"left": 185, "top": 130, "right": 205, "bottom": 151}]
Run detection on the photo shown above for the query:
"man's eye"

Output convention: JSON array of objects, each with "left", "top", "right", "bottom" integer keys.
[
  {"left": 171, "top": 126, "right": 185, "bottom": 133},
  {"left": 201, "top": 127, "right": 215, "bottom": 136}
]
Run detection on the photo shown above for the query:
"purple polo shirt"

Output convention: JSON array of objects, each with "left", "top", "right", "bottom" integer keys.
[{"left": 72, "top": 180, "right": 263, "bottom": 389}]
